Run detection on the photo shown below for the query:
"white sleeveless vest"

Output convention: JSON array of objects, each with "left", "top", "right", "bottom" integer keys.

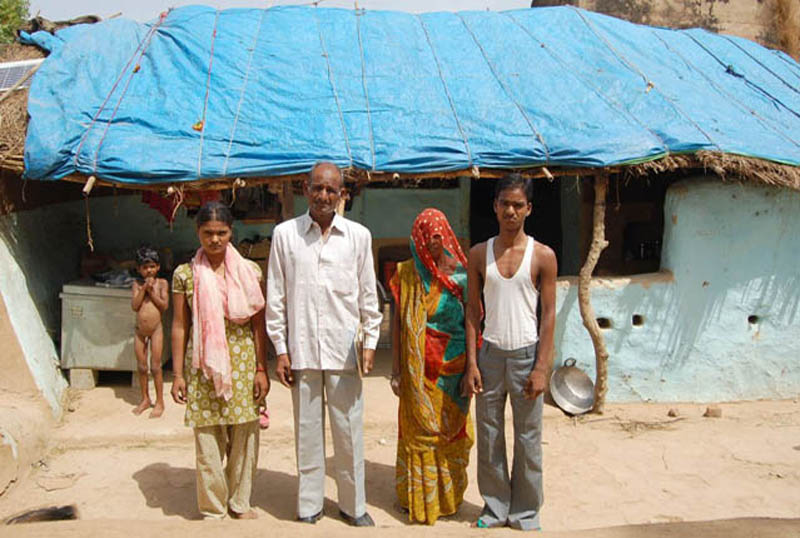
[{"left": 482, "top": 236, "right": 539, "bottom": 351}]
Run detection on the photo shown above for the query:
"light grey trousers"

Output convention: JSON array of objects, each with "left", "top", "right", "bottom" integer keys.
[
  {"left": 291, "top": 368, "right": 365, "bottom": 519},
  {"left": 475, "top": 342, "right": 543, "bottom": 530}
]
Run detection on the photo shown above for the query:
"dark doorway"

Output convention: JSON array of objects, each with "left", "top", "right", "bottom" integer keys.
[{"left": 469, "top": 178, "right": 562, "bottom": 271}]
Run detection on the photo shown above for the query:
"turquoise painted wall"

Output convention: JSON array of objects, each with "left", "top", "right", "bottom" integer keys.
[
  {"left": 293, "top": 182, "right": 469, "bottom": 238},
  {"left": 6, "top": 176, "right": 796, "bottom": 405},
  {"left": 555, "top": 178, "right": 800, "bottom": 402},
  {"left": 0, "top": 182, "right": 468, "bottom": 347},
  {"left": 86, "top": 183, "right": 468, "bottom": 261},
  {"left": 87, "top": 196, "right": 272, "bottom": 261}
]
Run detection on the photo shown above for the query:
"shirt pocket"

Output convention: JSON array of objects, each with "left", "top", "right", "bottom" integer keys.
[
  {"left": 319, "top": 241, "right": 358, "bottom": 297},
  {"left": 324, "top": 262, "right": 357, "bottom": 296}
]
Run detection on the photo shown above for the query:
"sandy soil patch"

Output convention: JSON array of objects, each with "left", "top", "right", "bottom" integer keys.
[{"left": 1, "top": 353, "right": 799, "bottom": 536}]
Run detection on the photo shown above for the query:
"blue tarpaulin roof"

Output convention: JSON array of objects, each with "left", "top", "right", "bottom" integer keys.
[{"left": 22, "top": 5, "right": 800, "bottom": 185}]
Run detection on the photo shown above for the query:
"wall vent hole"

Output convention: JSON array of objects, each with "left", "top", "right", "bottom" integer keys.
[
  {"left": 748, "top": 315, "right": 759, "bottom": 325},
  {"left": 597, "top": 317, "right": 612, "bottom": 329},
  {"left": 632, "top": 314, "right": 645, "bottom": 326}
]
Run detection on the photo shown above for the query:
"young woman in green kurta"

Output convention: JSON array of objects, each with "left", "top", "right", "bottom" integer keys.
[
  {"left": 170, "top": 201, "right": 269, "bottom": 519},
  {"left": 172, "top": 265, "right": 264, "bottom": 427}
]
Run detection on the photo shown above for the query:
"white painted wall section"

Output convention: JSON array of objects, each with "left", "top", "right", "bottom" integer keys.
[{"left": 0, "top": 232, "right": 67, "bottom": 417}]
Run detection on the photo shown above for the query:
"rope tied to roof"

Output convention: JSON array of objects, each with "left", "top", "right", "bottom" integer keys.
[
  {"left": 167, "top": 184, "right": 185, "bottom": 231},
  {"left": 73, "top": 10, "right": 168, "bottom": 174},
  {"left": 687, "top": 33, "right": 800, "bottom": 122},
  {"left": 196, "top": 9, "right": 221, "bottom": 178},
  {"left": 456, "top": 12, "right": 551, "bottom": 164},
  {"left": 82, "top": 175, "right": 97, "bottom": 251},
  {"left": 653, "top": 31, "right": 800, "bottom": 150},
  {"left": 722, "top": 35, "right": 800, "bottom": 98},
  {"left": 315, "top": 4, "right": 353, "bottom": 169},
  {"left": 505, "top": 11, "right": 670, "bottom": 158},
  {"left": 222, "top": 4, "right": 272, "bottom": 178},
  {"left": 417, "top": 15, "right": 473, "bottom": 168},
  {"left": 571, "top": 7, "right": 721, "bottom": 153},
  {"left": 355, "top": 4, "right": 376, "bottom": 171}
]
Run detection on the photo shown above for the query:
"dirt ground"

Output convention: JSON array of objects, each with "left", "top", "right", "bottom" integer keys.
[{"left": 1, "top": 350, "right": 799, "bottom": 537}]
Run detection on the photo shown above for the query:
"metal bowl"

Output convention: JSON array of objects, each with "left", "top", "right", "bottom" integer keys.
[{"left": 549, "top": 358, "right": 594, "bottom": 415}]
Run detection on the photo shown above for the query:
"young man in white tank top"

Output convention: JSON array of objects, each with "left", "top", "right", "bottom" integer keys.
[{"left": 461, "top": 175, "right": 557, "bottom": 530}]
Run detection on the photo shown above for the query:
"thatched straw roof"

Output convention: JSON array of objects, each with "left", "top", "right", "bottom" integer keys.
[
  {"left": 625, "top": 152, "right": 800, "bottom": 191},
  {"left": 0, "top": 43, "right": 44, "bottom": 174}
]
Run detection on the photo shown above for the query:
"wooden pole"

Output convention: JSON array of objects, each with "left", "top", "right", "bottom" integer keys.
[
  {"left": 578, "top": 173, "right": 610, "bottom": 414},
  {"left": 280, "top": 180, "right": 294, "bottom": 221},
  {"left": 0, "top": 63, "right": 42, "bottom": 106}
]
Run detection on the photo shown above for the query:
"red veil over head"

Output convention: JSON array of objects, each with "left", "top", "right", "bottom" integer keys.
[{"left": 410, "top": 208, "right": 468, "bottom": 300}]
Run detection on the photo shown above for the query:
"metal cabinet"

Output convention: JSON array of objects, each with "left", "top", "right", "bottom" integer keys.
[{"left": 60, "top": 280, "right": 170, "bottom": 374}]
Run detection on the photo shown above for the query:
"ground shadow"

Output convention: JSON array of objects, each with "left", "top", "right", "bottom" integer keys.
[
  {"left": 107, "top": 369, "right": 174, "bottom": 406},
  {"left": 362, "top": 458, "right": 482, "bottom": 524},
  {"left": 370, "top": 351, "right": 394, "bottom": 379},
  {"left": 133, "top": 461, "right": 301, "bottom": 521},
  {"left": 132, "top": 462, "right": 199, "bottom": 520},
  {"left": 250, "top": 466, "right": 304, "bottom": 520},
  {"left": 103, "top": 371, "right": 140, "bottom": 405},
  {"left": 133, "top": 456, "right": 481, "bottom": 524}
]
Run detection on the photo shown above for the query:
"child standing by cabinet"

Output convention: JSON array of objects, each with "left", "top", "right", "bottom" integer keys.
[{"left": 131, "top": 245, "right": 169, "bottom": 417}]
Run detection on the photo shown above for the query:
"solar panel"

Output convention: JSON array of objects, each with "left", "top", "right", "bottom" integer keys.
[{"left": 0, "top": 59, "right": 44, "bottom": 91}]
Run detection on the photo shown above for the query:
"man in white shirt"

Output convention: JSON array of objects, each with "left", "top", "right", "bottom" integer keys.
[{"left": 266, "top": 162, "right": 382, "bottom": 526}]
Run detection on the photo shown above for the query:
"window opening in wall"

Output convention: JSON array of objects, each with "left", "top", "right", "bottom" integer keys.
[
  {"left": 564, "top": 175, "right": 673, "bottom": 277},
  {"left": 632, "top": 314, "right": 645, "bottom": 326},
  {"left": 748, "top": 315, "right": 760, "bottom": 324}
]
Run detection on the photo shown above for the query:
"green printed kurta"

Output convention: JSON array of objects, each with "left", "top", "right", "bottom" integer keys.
[{"left": 172, "top": 263, "right": 260, "bottom": 428}]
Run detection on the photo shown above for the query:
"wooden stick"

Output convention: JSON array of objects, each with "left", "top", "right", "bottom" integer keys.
[
  {"left": 578, "top": 173, "right": 610, "bottom": 414},
  {"left": 82, "top": 175, "right": 96, "bottom": 196},
  {"left": 0, "top": 63, "right": 42, "bottom": 106},
  {"left": 280, "top": 180, "right": 294, "bottom": 221},
  {"left": 41, "top": 164, "right": 611, "bottom": 192}
]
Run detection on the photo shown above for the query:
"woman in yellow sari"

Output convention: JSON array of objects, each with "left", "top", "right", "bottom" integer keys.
[{"left": 389, "top": 208, "right": 474, "bottom": 525}]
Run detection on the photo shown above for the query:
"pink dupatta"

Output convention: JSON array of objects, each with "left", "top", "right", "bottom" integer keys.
[{"left": 191, "top": 244, "right": 265, "bottom": 400}]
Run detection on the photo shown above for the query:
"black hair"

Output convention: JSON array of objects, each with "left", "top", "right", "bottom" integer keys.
[
  {"left": 135, "top": 245, "right": 160, "bottom": 266},
  {"left": 494, "top": 173, "right": 533, "bottom": 203},
  {"left": 196, "top": 201, "right": 234, "bottom": 227}
]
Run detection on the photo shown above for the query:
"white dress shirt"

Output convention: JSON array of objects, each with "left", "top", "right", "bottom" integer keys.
[{"left": 266, "top": 212, "right": 383, "bottom": 370}]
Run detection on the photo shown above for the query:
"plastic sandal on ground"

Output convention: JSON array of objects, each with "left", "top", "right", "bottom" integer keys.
[{"left": 259, "top": 406, "right": 270, "bottom": 429}]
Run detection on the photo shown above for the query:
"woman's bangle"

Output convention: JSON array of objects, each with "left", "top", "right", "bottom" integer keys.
[{"left": 256, "top": 366, "right": 265, "bottom": 372}]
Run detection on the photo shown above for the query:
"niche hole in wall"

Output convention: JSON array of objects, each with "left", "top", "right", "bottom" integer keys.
[
  {"left": 748, "top": 315, "right": 760, "bottom": 325},
  {"left": 597, "top": 317, "right": 612, "bottom": 329},
  {"left": 632, "top": 314, "right": 645, "bottom": 327}
]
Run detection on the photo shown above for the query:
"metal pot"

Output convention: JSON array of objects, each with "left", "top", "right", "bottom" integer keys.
[{"left": 549, "top": 358, "right": 594, "bottom": 415}]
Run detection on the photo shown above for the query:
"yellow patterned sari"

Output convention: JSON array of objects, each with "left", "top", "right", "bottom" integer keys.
[{"left": 391, "top": 256, "right": 474, "bottom": 525}]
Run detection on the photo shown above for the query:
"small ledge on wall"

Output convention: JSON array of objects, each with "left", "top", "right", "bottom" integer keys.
[{"left": 555, "top": 269, "right": 675, "bottom": 289}]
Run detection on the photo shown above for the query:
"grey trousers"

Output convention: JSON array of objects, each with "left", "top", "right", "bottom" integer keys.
[
  {"left": 194, "top": 421, "right": 259, "bottom": 519},
  {"left": 475, "top": 342, "right": 543, "bottom": 530},
  {"left": 291, "top": 368, "right": 365, "bottom": 519}
]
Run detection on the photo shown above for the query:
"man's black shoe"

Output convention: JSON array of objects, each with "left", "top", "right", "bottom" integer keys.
[
  {"left": 296, "top": 510, "right": 323, "bottom": 524},
  {"left": 339, "top": 510, "right": 375, "bottom": 527}
]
